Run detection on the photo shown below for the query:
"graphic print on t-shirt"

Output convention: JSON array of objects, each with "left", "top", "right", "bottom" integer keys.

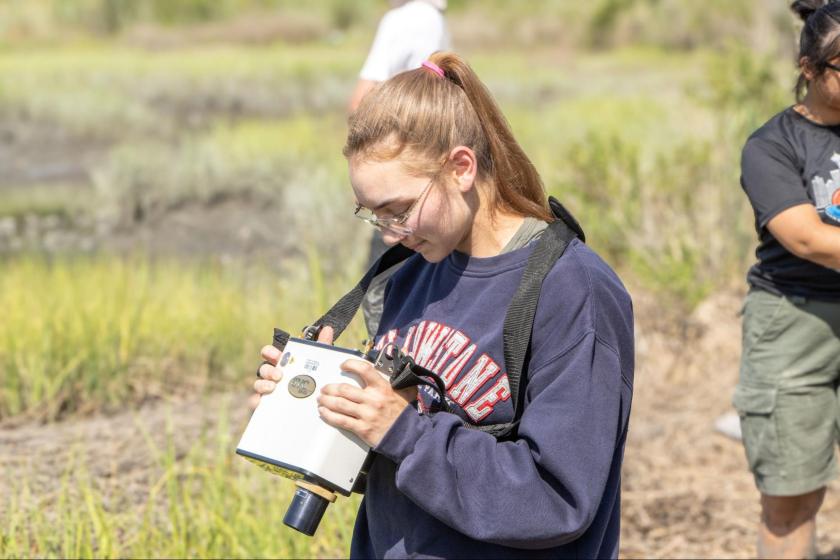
[
  {"left": 810, "top": 152, "right": 840, "bottom": 225},
  {"left": 375, "top": 320, "right": 511, "bottom": 422}
]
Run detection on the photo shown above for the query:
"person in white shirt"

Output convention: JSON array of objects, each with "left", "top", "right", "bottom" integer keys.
[
  {"left": 348, "top": 0, "right": 450, "bottom": 338},
  {"left": 348, "top": 0, "right": 449, "bottom": 113}
]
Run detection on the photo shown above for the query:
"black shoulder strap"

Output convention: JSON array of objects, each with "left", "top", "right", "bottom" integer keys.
[
  {"left": 310, "top": 244, "right": 415, "bottom": 341},
  {"left": 474, "top": 197, "right": 581, "bottom": 440}
]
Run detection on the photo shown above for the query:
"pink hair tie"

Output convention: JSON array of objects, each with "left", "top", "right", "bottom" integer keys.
[{"left": 421, "top": 60, "right": 445, "bottom": 78}]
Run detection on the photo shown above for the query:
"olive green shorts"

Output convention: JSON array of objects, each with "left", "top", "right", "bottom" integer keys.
[{"left": 733, "top": 288, "right": 840, "bottom": 497}]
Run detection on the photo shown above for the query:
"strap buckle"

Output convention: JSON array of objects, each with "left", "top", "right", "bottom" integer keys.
[{"left": 301, "top": 324, "right": 323, "bottom": 341}]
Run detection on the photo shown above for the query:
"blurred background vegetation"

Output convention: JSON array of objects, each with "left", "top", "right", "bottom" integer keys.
[{"left": 0, "top": 0, "right": 800, "bottom": 557}]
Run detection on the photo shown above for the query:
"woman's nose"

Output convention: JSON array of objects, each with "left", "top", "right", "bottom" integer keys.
[{"left": 379, "top": 229, "right": 407, "bottom": 246}]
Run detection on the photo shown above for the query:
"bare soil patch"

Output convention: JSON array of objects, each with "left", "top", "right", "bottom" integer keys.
[
  {"left": 622, "top": 288, "right": 840, "bottom": 559},
  {"left": 101, "top": 195, "right": 298, "bottom": 261},
  {"left": 0, "top": 118, "right": 108, "bottom": 188},
  {"left": 0, "top": 391, "right": 254, "bottom": 518}
]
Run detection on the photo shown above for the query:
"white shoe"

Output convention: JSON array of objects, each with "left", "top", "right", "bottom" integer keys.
[{"left": 714, "top": 411, "right": 742, "bottom": 441}]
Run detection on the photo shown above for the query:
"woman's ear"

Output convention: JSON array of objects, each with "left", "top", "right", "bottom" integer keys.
[
  {"left": 801, "top": 56, "right": 817, "bottom": 81},
  {"left": 447, "top": 146, "right": 477, "bottom": 193}
]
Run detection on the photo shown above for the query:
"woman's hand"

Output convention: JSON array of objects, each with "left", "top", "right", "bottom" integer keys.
[
  {"left": 248, "top": 327, "right": 335, "bottom": 410},
  {"left": 317, "top": 359, "right": 418, "bottom": 448}
]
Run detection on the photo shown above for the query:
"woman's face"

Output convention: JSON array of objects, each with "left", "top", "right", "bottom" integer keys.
[
  {"left": 349, "top": 155, "right": 476, "bottom": 263},
  {"left": 806, "top": 56, "right": 840, "bottom": 108}
]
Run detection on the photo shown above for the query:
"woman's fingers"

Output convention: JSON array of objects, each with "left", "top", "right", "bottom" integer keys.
[
  {"left": 260, "top": 345, "right": 281, "bottom": 364},
  {"left": 251, "top": 346, "right": 281, "bottom": 411},
  {"left": 321, "top": 382, "right": 366, "bottom": 403},
  {"left": 258, "top": 362, "right": 282, "bottom": 381},
  {"left": 318, "top": 405, "right": 362, "bottom": 433},
  {"left": 317, "top": 326, "right": 335, "bottom": 345},
  {"left": 254, "top": 379, "right": 277, "bottom": 395},
  {"left": 342, "top": 359, "right": 387, "bottom": 388},
  {"left": 317, "top": 392, "right": 363, "bottom": 418}
]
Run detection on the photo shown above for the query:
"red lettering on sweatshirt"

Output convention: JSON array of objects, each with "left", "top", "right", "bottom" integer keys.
[
  {"left": 465, "top": 376, "right": 511, "bottom": 422},
  {"left": 449, "top": 354, "right": 500, "bottom": 406}
]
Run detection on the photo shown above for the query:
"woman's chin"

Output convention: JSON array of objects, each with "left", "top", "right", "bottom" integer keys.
[{"left": 413, "top": 241, "right": 446, "bottom": 263}]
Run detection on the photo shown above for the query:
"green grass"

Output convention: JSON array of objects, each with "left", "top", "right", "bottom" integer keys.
[
  {"left": 0, "top": 255, "right": 368, "bottom": 421},
  {"left": 0, "top": 43, "right": 360, "bottom": 137},
  {"left": 0, "top": 396, "right": 361, "bottom": 558},
  {"left": 91, "top": 115, "right": 348, "bottom": 226},
  {"left": 0, "top": 184, "right": 89, "bottom": 219}
]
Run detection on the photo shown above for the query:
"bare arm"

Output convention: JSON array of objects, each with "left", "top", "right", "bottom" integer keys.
[
  {"left": 347, "top": 79, "right": 379, "bottom": 114},
  {"left": 766, "top": 203, "right": 840, "bottom": 269}
]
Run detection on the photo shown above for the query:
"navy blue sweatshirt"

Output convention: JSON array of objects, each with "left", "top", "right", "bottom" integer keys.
[{"left": 350, "top": 238, "right": 635, "bottom": 559}]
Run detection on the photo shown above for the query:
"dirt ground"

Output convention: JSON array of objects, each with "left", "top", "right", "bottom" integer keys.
[
  {"left": 2, "top": 288, "right": 839, "bottom": 558},
  {"left": 622, "top": 289, "right": 840, "bottom": 559}
]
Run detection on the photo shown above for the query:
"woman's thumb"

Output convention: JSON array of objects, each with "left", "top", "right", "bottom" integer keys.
[{"left": 317, "top": 326, "right": 335, "bottom": 345}]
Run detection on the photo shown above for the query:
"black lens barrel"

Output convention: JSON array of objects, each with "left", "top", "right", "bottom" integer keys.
[{"left": 283, "top": 486, "right": 329, "bottom": 536}]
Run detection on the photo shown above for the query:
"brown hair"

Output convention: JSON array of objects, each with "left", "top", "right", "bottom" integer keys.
[
  {"left": 343, "top": 51, "right": 553, "bottom": 222},
  {"left": 791, "top": 0, "right": 840, "bottom": 101}
]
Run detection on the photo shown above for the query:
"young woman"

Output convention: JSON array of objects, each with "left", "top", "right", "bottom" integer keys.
[
  {"left": 254, "top": 52, "right": 634, "bottom": 558},
  {"left": 735, "top": 1, "right": 840, "bottom": 558}
]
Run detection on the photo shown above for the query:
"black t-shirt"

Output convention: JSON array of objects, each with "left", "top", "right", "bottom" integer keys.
[{"left": 741, "top": 106, "right": 840, "bottom": 301}]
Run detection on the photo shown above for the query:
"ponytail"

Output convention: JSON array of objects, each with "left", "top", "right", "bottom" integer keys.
[
  {"left": 427, "top": 52, "right": 553, "bottom": 221},
  {"left": 344, "top": 51, "right": 553, "bottom": 222}
]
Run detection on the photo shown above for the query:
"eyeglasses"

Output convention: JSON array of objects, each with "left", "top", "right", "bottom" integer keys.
[
  {"left": 354, "top": 176, "right": 435, "bottom": 237},
  {"left": 827, "top": 62, "right": 840, "bottom": 73}
]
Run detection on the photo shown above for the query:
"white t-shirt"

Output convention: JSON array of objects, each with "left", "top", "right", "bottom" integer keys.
[{"left": 359, "top": 0, "right": 450, "bottom": 82}]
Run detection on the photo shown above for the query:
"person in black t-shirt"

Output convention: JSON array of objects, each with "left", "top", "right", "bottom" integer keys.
[{"left": 734, "top": 2, "right": 840, "bottom": 558}]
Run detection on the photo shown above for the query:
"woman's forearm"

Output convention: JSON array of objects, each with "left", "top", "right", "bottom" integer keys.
[
  {"left": 792, "top": 222, "right": 840, "bottom": 269},
  {"left": 767, "top": 204, "right": 840, "bottom": 269}
]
